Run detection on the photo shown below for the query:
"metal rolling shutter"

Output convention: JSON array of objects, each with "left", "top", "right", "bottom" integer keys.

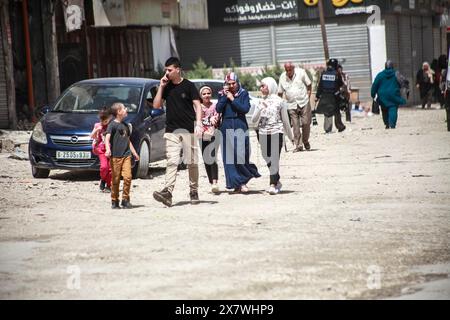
[
  {"left": 0, "top": 27, "right": 9, "bottom": 128},
  {"left": 275, "top": 24, "right": 324, "bottom": 64},
  {"left": 433, "top": 27, "right": 442, "bottom": 58},
  {"left": 239, "top": 25, "right": 272, "bottom": 67},
  {"left": 411, "top": 16, "right": 423, "bottom": 103},
  {"left": 421, "top": 17, "right": 433, "bottom": 64},
  {"left": 398, "top": 16, "right": 415, "bottom": 103},
  {"left": 385, "top": 15, "right": 400, "bottom": 67},
  {"left": 275, "top": 22, "right": 372, "bottom": 102},
  {"left": 178, "top": 26, "right": 241, "bottom": 69},
  {"left": 327, "top": 24, "right": 371, "bottom": 102}
]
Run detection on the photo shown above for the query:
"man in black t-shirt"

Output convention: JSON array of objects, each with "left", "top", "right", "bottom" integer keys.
[{"left": 152, "top": 57, "right": 203, "bottom": 207}]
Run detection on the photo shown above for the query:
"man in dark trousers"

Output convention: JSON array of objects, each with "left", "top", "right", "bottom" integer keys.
[
  {"left": 446, "top": 74, "right": 450, "bottom": 132},
  {"left": 315, "top": 58, "right": 346, "bottom": 133}
]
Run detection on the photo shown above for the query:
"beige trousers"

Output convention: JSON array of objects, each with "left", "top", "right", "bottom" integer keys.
[
  {"left": 164, "top": 132, "right": 199, "bottom": 193},
  {"left": 288, "top": 102, "right": 312, "bottom": 148}
]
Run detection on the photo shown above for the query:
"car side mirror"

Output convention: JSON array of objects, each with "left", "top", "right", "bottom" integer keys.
[
  {"left": 41, "top": 105, "right": 52, "bottom": 114},
  {"left": 151, "top": 108, "right": 164, "bottom": 117},
  {"left": 35, "top": 105, "right": 52, "bottom": 119}
]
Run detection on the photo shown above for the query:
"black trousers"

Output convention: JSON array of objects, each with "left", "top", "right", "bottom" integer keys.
[
  {"left": 257, "top": 133, "right": 284, "bottom": 185},
  {"left": 201, "top": 137, "right": 219, "bottom": 184},
  {"left": 381, "top": 106, "right": 389, "bottom": 127},
  {"left": 446, "top": 90, "right": 450, "bottom": 132}
]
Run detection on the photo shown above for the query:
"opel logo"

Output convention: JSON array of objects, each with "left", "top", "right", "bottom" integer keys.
[{"left": 70, "top": 136, "right": 79, "bottom": 144}]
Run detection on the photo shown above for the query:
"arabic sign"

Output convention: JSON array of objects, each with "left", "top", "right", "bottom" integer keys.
[
  {"left": 208, "top": 0, "right": 298, "bottom": 25},
  {"left": 298, "top": 0, "right": 388, "bottom": 20}
]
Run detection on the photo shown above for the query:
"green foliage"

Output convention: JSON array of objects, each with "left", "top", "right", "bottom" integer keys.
[
  {"left": 238, "top": 73, "right": 257, "bottom": 91},
  {"left": 222, "top": 58, "right": 257, "bottom": 91},
  {"left": 257, "top": 63, "right": 284, "bottom": 84},
  {"left": 185, "top": 58, "right": 213, "bottom": 79}
]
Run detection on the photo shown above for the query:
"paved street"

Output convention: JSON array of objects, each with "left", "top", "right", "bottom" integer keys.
[{"left": 0, "top": 106, "right": 449, "bottom": 299}]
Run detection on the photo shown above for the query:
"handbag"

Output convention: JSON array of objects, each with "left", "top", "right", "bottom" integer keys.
[{"left": 372, "top": 99, "right": 380, "bottom": 114}]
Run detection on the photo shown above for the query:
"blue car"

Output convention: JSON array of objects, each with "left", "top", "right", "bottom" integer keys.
[{"left": 29, "top": 78, "right": 166, "bottom": 179}]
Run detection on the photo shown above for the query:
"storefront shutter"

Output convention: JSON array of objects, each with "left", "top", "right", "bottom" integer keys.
[
  {"left": 274, "top": 22, "right": 372, "bottom": 102},
  {"left": 178, "top": 26, "right": 241, "bottom": 69},
  {"left": 239, "top": 25, "right": 272, "bottom": 67},
  {"left": 432, "top": 27, "right": 442, "bottom": 59},
  {"left": 421, "top": 17, "right": 434, "bottom": 65},
  {"left": 398, "top": 15, "right": 415, "bottom": 103},
  {"left": 385, "top": 15, "right": 400, "bottom": 67}
]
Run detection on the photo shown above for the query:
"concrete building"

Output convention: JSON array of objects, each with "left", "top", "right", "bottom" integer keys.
[{"left": 178, "top": 0, "right": 449, "bottom": 104}]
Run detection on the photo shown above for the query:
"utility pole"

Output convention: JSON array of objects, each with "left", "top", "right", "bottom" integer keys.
[
  {"left": 318, "top": 0, "right": 329, "bottom": 62},
  {"left": 21, "top": 0, "right": 35, "bottom": 121},
  {"left": 41, "top": 0, "right": 60, "bottom": 104},
  {"left": 0, "top": 0, "right": 17, "bottom": 129}
]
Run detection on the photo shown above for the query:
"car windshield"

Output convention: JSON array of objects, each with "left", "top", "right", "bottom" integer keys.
[
  {"left": 52, "top": 84, "right": 142, "bottom": 113},
  {"left": 192, "top": 81, "right": 224, "bottom": 100}
]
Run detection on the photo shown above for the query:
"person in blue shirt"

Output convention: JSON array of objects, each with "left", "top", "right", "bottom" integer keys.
[
  {"left": 216, "top": 72, "right": 260, "bottom": 193},
  {"left": 371, "top": 60, "right": 407, "bottom": 129}
]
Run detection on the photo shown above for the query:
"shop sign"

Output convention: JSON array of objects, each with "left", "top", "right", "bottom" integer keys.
[
  {"left": 209, "top": 0, "right": 298, "bottom": 25},
  {"left": 298, "top": 0, "right": 387, "bottom": 20}
]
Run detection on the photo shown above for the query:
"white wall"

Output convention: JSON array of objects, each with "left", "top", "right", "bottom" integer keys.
[{"left": 369, "top": 25, "right": 387, "bottom": 83}]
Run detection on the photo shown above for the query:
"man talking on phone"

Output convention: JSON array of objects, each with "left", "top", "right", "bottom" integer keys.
[{"left": 152, "top": 57, "right": 203, "bottom": 207}]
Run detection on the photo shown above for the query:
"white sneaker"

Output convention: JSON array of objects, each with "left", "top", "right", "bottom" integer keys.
[
  {"left": 211, "top": 183, "right": 219, "bottom": 194},
  {"left": 240, "top": 184, "right": 249, "bottom": 193},
  {"left": 275, "top": 181, "right": 282, "bottom": 193},
  {"left": 268, "top": 185, "right": 277, "bottom": 195}
]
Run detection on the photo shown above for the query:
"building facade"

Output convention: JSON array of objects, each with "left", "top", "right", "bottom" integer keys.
[{"left": 178, "top": 0, "right": 449, "bottom": 104}]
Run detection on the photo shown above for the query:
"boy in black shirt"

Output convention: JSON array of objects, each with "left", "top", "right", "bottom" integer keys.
[
  {"left": 105, "top": 103, "right": 140, "bottom": 209},
  {"left": 152, "top": 57, "right": 203, "bottom": 207}
]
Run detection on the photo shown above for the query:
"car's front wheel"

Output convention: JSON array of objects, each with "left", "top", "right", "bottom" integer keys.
[
  {"left": 134, "top": 140, "right": 150, "bottom": 178},
  {"left": 32, "top": 165, "right": 50, "bottom": 178}
]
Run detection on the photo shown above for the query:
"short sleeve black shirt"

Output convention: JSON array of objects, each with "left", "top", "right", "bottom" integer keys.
[
  {"left": 162, "top": 79, "right": 200, "bottom": 133},
  {"left": 106, "top": 120, "right": 131, "bottom": 158}
]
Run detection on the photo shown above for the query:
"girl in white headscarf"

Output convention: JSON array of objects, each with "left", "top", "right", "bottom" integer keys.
[{"left": 252, "top": 77, "right": 294, "bottom": 195}]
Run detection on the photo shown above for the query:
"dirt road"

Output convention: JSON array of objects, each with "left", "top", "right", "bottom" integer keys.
[{"left": 0, "top": 106, "right": 449, "bottom": 299}]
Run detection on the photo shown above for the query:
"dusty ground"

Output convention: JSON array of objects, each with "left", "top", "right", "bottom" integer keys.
[{"left": 0, "top": 106, "right": 449, "bottom": 299}]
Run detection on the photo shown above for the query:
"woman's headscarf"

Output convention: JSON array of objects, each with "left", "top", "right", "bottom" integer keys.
[
  {"left": 422, "top": 62, "right": 435, "bottom": 75},
  {"left": 199, "top": 85, "right": 212, "bottom": 105},
  {"left": 199, "top": 85, "right": 212, "bottom": 96},
  {"left": 260, "top": 77, "right": 278, "bottom": 97},
  {"left": 224, "top": 72, "right": 244, "bottom": 97}
]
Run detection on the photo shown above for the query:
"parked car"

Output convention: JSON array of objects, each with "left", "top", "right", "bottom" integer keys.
[
  {"left": 29, "top": 78, "right": 166, "bottom": 179},
  {"left": 190, "top": 79, "right": 260, "bottom": 128}
]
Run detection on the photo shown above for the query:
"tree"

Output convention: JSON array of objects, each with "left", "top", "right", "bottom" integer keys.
[{"left": 185, "top": 58, "right": 213, "bottom": 79}]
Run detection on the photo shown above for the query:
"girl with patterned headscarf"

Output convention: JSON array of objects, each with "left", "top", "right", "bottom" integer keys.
[
  {"left": 252, "top": 77, "right": 293, "bottom": 195},
  {"left": 216, "top": 72, "right": 260, "bottom": 193}
]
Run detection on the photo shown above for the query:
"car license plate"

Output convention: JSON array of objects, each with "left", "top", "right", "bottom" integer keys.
[{"left": 56, "top": 151, "right": 91, "bottom": 159}]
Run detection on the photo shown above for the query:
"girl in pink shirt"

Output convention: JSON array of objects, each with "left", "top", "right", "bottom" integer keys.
[
  {"left": 199, "top": 85, "right": 221, "bottom": 194},
  {"left": 90, "top": 107, "right": 112, "bottom": 191}
]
